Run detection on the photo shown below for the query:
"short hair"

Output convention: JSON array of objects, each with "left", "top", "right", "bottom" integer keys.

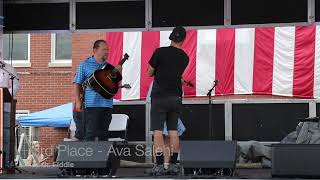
[{"left": 93, "top": 40, "right": 106, "bottom": 50}]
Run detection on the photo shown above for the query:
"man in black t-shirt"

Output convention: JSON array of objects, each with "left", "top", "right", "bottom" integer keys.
[{"left": 147, "top": 26, "right": 189, "bottom": 176}]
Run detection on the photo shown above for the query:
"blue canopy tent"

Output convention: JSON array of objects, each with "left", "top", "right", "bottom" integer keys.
[{"left": 17, "top": 103, "right": 73, "bottom": 127}]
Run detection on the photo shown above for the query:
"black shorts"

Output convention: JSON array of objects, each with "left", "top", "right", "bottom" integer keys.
[{"left": 151, "top": 96, "right": 182, "bottom": 131}]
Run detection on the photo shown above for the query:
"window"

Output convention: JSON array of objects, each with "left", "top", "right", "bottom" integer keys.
[
  {"left": 3, "top": 34, "right": 30, "bottom": 66},
  {"left": 16, "top": 111, "right": 39, "bottom": 164},
  {"left": 17, "top": 127, "right": 32, "bottom": 160},
  {"left": 50, "top": 33, "right": 72, "bottom": 67},
  {"left": 16, "top": 127, "right": 40, "bottom": 163}
]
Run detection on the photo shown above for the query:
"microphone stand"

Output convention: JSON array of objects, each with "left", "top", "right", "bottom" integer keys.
[{"left": 207, "top": 80, "right": 218, "bottom": 140}]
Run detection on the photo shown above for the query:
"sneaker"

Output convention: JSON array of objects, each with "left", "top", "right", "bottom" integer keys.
[
  {"left": 146, "top": 164, "right": 165, "bottom": 176},
  {"left": 166, "top": 163, "right": 181, "bottom": 176}
]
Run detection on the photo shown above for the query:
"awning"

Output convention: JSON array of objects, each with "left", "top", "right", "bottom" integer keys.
[{"left": 17, "top": 103, "right": 73, "bottom": 127}]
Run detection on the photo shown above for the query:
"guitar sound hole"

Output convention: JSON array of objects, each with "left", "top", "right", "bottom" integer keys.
[{"left": 110, "top": 74, "right": 116, "bottom": 79}]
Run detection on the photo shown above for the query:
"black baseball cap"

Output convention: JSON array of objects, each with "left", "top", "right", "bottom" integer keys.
[{"left": 169, "top": 26, "right": 186, "bottom": 43}]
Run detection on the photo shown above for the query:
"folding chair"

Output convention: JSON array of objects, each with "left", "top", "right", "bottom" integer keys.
[{"left": 108, "top": 114, "right": 129, "bottom": 143}]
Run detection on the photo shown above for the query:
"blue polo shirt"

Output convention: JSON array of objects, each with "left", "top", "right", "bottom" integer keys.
[{"left": 73, "top": 56, "right": 113, "bottom": 108}]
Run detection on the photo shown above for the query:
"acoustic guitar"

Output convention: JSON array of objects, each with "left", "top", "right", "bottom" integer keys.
[{"left": 84, "top": 53, "right": 129, "bottom": 99}]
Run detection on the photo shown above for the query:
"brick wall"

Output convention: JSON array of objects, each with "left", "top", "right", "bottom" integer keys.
[
  {"left": 14, "top": 32, "right": 105, "bottom": 163},
  {"left": 16, "top": 33, "right": 73, "bottom": 111}
]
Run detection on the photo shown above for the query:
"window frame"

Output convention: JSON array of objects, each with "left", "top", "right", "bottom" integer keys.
[
  {"left": 3, "top": 33, "right": 31, "bottom": 68},
  {"left": 16, "top": 110, "right": 34, "bottom": 161},
  {"left": 49, "top": 33, "right": 71, "bottom": 67}
]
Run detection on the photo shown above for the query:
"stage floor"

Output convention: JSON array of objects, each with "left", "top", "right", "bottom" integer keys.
[{"left": 0, "top": 166, "right": 273, "bottom": 179}]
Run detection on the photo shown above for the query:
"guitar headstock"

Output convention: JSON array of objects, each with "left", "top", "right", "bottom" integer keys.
[
  {"left": 123, "top": 53, "right": 129, "bottom": 60},
  {"left": 119, "top": 53, "right": 130, "bottom": 66}
]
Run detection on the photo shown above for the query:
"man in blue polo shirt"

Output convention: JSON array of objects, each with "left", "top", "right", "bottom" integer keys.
[{"left": 73, "top": 40, "right": 121, "bottom": 141}]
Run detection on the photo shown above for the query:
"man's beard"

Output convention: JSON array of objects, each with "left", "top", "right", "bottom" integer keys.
[{"left": 102, "top": 54, "right": 108, "bottom": 60}]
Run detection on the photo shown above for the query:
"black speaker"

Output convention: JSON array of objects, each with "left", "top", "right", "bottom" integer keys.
[
  {"left": 272, "top": 144, "right": 320, "bottom": 178},
  {"left": 180, "top": 141, "right": 237, "bottom": 176},
  {"left": 56, "top": 141, "right": 120, "bottom": 176}
]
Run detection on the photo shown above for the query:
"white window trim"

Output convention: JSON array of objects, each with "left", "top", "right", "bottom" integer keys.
[
  {"left": 4, "top": 34, "right": 31, "bottom": 68},
  {"left": 16, "top": 110, "right": 32, "bottom": 159},
  {"left": 17, "top": 126, "right": 33, "bottom": 161},
  {"left": 16, "top": 110, "right": 30, "bottom": 114},
  {"left": 49, "top": 33, "right": 71, "bottom": 67}
]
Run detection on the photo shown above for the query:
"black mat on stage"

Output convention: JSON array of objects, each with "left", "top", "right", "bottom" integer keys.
[{"left": 0, "top": 166, "right": 272, "bottom": 179}]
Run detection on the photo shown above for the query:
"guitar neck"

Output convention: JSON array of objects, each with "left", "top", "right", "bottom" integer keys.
[
  {"left": 118, "top": 53, "right": 129, "bottom": 66},
  {"left": 111, "top": 53, "right": 129, "bottom": 74},
  {"left": 118, "top": 58, "right": 127, "bottom": 66}
]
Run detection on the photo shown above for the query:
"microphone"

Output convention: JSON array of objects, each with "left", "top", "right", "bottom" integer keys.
[{"left": 207, "top": 79, "right": 219, "bottom": 96}]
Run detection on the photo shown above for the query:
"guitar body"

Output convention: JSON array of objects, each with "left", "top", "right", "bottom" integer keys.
[
  {"left": 87, "top": 64, "right": 122, "bottom": 99},
  {"left": 84, "top": 53, "right": 129, "bottom": 99}
]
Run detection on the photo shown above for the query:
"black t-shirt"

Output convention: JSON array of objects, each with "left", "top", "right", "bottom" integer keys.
[{"left": 149, "top": 46, "right": 189, "bottom": 98}]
